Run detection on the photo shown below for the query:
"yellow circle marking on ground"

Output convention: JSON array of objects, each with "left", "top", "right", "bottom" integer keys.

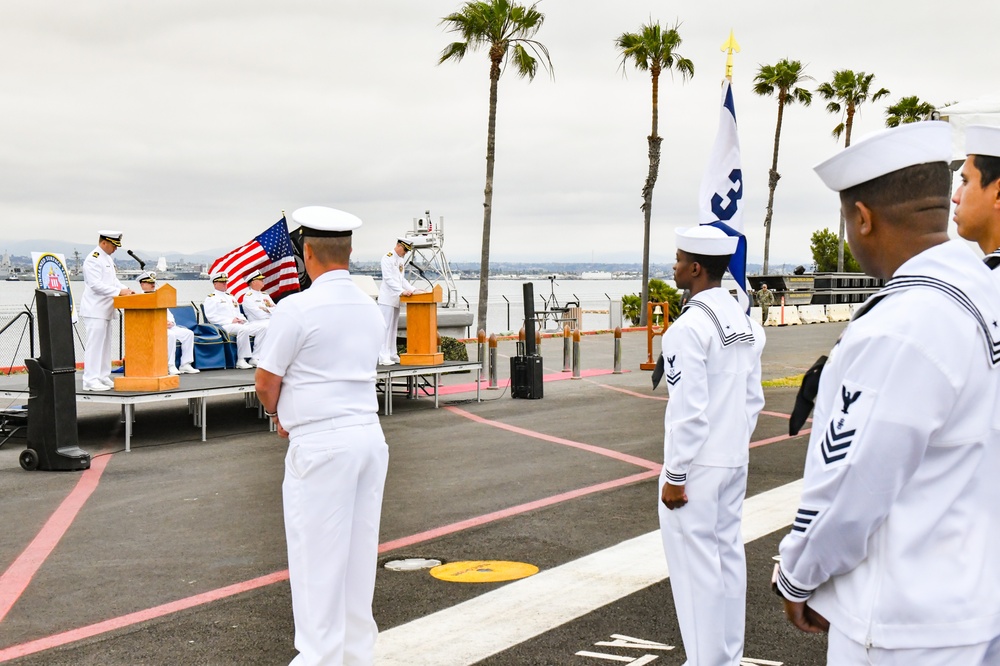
[{"left": 429, "top": 560, "right": 539, "bottom": 583}]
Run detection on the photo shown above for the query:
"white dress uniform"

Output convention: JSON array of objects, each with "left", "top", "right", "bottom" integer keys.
[
  {"left": 377, "top": 248, "right": 414, "bottom": 364},
  {"left": 776, "top": 241, "right": 1000, "bottom": 656},
  {"left": 203, "top": 290, "right": 269, "bottom": 363},
  {"left": 659, "top": 286, "right": 765, "bottom": 666},
  {"left": 165, "top": 309, "right": 195, "bottom": 371},
  {"left": 242, "top": 289, "right": 275, "bottom": 322},
  {"left": 257, "top": 267, "right": 387, "bottom": 666},
  {"left": 80, "top": 243, "right": 127, "bottom": 389}
]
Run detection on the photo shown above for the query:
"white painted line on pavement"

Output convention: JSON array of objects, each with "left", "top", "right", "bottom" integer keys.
[{"left": 375, "top": 480, "right": 803, "bottom": 665}]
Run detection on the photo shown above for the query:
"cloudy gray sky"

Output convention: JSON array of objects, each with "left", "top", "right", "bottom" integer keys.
[{"left": 0, "top": 0, "right": 993, "bottom": 265}]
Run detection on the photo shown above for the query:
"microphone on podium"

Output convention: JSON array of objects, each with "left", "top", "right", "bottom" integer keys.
[{"left": 126, "top": 249, "right": 146, "bottom": 270}]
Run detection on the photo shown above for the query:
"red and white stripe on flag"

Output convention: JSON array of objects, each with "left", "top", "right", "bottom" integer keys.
[{"left": 208, "top": 218, "right": 300, "bottom": 302}]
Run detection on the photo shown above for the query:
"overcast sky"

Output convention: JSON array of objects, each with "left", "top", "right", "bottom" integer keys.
[{"left": 0, "top": 0, "right": 993, "bottom": 265}]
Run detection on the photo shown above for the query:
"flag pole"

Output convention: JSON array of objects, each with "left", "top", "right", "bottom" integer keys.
[{"left": 721, "top": 29, "right": 740, "bottom": 82}]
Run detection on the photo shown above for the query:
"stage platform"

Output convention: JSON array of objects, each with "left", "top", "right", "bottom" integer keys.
[{"left": 0, "top": 360, "right": 482, "bottom": 452}]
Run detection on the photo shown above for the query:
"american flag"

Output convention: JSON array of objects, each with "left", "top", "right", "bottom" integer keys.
[{"left": 209, "top": 218, "right": 300, "bottom": 302}]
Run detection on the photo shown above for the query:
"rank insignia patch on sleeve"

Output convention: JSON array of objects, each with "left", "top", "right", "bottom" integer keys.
[
  {"left": 665, "top": 354, "right": 681, "bottom": 386},
  {"left": 791, "top": 506, "right": 819, "bottom": 534},
  {"left": 820, "top": 380, "right": 874, "bottom": 466}
]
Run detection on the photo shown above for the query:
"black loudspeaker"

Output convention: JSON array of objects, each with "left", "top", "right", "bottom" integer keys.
[
  {"left": 19, "top": 290, "right": 90, "bottom": 472},
  {"left": 523, "top": 282, "right": 537, "bottom": 356},
  {"left": 36, "top": 289, "right": 77, "bottom": 371},
  {"left": 510, "top": 355, "right": 543, "bottom": 399}
]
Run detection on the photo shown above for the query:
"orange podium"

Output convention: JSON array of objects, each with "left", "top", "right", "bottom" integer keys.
[
  {"left": 112, "top": 285, "right": 180, "bottom": 391},
  {"left": 400, "top": 285, "right": 444, "bottom": 366}
]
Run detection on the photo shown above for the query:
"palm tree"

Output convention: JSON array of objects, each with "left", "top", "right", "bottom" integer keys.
[
  {"left": 439, "top": 0, "right": 552, "bottom": 334},
  {"left": 752, "top": 59, "right": 812, "bottom": 275},
  {"left": 816, "top": 70, "right": 889, "bottom": 271},
  {"left": 615, "top": 21, "right": 693, "bottom": 325},
  {"left": 885, "top": 95, "right": 936, "bottom": 127}
]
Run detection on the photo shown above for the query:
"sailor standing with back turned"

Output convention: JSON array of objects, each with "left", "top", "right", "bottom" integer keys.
[
  {"left": 255, "top": 206, "right": 388, "bottom": 666},
  {"left": 658, "top": 225, "right": 765, "bottom": 666},
  {"left": 774, "top": 122, "right": 1000, "bottom": 663}
]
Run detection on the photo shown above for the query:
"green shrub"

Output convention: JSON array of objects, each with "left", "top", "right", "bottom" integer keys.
[{"left": 622, "top": 280, "right": 682, "bottom": 325}]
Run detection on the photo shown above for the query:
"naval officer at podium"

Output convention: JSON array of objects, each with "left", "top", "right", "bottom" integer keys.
[
  {"left": 255, "top": 206, "right": 388, "bottom": 666},
  {"left": 80, "top": 230, "right": 133, "bottom": 391}
]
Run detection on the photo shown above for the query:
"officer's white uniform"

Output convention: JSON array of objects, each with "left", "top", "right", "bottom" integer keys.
[
  {"left": 242, "top": 289, "right": 275, "bottom": 322},
  {"left": 203, "top": 288, "right": 268, "bottom": 364},
  {"left": 659, "top": 263, "right": 765, "bottom": 665},
  {"left": 377, "top": 243, "right": 414, "bottom": 365},
  {"left": 776, "top": 122, "right": 1000, "bottom": 662},
  {"left": 257, "top": 206, "right": 388, "bottom": 665},
  {"left": 80, "top": 234, "right": 127, "bottom": 389},
  {"left": 165, "top": 309, "right": 196, "bottom": 372}
]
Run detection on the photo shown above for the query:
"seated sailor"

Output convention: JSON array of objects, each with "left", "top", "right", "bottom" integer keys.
[
  {"left": 241, "top": 270, "right": 276, "bottom": 322},
  {"left": 137, "top": 271, "right": 199, "bottom": 375},
  {"left": 202, "top": 271, "right": 268, "bottom": 369}
]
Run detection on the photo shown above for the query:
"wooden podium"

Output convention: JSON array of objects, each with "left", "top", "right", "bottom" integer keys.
[
  {"left": 112, "top": 285, "right": 180, "bottom": 391},
  {"left": 400, "top": 285, "right": 444, "bottom": 366}
]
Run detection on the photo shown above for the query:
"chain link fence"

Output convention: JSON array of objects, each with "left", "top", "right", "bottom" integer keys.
[{"left": 0, "top": 303, "right": 123, "bottom": 374}]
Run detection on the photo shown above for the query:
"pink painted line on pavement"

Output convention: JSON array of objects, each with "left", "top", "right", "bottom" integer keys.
[
  {"left": 0, "top": 570, "right": 289, "bottom": 663},
  {"left": 436, "top": 368, "right": 616, "bottom": 396},
  {"left": 751, "top": 428, "right": 812, "bottom": 449},
  {"left": 0, "top": 454, "right": 113, "bottom": 624},
  {"left": 586, "top": 380, "right": 667, "bottom": 401},
  {"left": 445, "top": 405, "right": 660, "bottom": 471},
  {"left": 378, "top": 469, "right": 660, "bottom": 554}
]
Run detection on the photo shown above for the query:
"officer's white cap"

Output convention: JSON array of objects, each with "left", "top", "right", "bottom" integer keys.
[
  {"left": 211, "top": 271, "right": 229, "bottom": 282},
  {"left": 814, "top": 121, "right": 951, "bottom": 192},
  {"left": 98, "top": 230, "right": 123, "bottom": 246},
  {"left": 675, "top": 225, "right": 737, "bottom": 256},
  {"left": 291, "top": 206, "right": 362, "bottom": 237},
  {"left": 965, "top": 125, "right": 1000, "bottom": 159},
  {"left": 397, "top": 237, "right": 413, "bottom": 249},
  {"left": 137, "top": 271, "right": 156, "bottom": 283},
  {"left": 246, "top": 270, "right": 264, "bottom": 282}
]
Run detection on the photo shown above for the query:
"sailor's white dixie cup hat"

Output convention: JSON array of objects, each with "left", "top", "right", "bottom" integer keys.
[
  {"left": 675, "top": 225, "right": 738, "bottom": 256},
  {"left": 814, "top": 121, "right": 952, "bottom": 192},
  {"left": 965, "top": 125, "right": 1000, "bottom": 158},
  {"left": 291, "top": 206, "right": 363, "bottom": 238},
  {"left": 98, "top": 230, "right": 123, "bottom": 247}
]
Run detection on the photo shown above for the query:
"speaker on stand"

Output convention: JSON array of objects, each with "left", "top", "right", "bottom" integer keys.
[
  {"left": 511, "top": 282, "right": 543, "bottom": 399},
  {"left": 19, "top": 289, "right": 90, "bottom": 471}
]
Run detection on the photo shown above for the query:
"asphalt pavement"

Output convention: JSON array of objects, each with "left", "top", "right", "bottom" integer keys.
[{"left": 0, "top": 322, "right": 845, "bottom": 665}]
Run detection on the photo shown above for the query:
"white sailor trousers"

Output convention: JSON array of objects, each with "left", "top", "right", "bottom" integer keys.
[
  {"left": 81, "top": 316, "right": 113, "bottom": 385},
  {"left": 218, "top": 322, "right": 268, "bottom": 360},
  {"left": 378, "top": 304, "right": 400, "bottom": 363},
  {"left": 658, "top": 464, "right": 748, "bottom": 666},
  {"left": 828, "top": 624, "right": 1000, "bottom": 665},
  {"left": 284, "top": 419, "right": 389, "bottom": 666},
  {"left": 167, "top": 326, "right": 194, "bottom": 367}
]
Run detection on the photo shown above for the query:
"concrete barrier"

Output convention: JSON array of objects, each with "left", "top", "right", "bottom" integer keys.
[
  {"left": 780, "top": 305, "right": 802, "bottom": 326},
  {"left": 764, "top": 307, "right": 782, "bottom": 327},
  {"left": 826, "top": 304, "right": 852, "bottom": 322},
  {"left": 798, "top": 305, "right": 827, "bottom": 324},
  {"left": 749, "top": 307, "right": 763, "bottom": 325}
]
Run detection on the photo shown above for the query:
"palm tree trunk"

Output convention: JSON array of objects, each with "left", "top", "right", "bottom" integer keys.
[
  {"left": 837, "top": 106, "right": 856, "bottom": 272},
  {"left": 762, "top": 94, "right": 785, "bottom": 275},
  {"left": 477, "top": 61, "right": 501, "bottom": 333},
  {"left": 639, "top": 69, "right": 662, "bottom": 327}
]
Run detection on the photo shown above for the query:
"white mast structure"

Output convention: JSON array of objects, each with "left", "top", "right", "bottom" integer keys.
[{"left": 402, "top": 210, "right": 460, "bottom": 308}]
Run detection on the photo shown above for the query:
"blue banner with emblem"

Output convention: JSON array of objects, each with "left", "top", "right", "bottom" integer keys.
[
  {"left": 32, "top": 252, "right": 77, "bottom": 322},
  {"left": 698, "top": 79, "right": 749, "bottom": 313}
]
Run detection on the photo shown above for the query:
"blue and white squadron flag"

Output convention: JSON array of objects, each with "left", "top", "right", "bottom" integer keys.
[{"left": 698, "top": 79, "right": 750, "bottom": 312}]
